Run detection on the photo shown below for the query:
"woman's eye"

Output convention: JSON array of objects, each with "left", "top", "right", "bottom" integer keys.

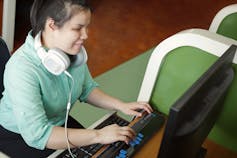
[{"left": 73, "top": 28, "right": 82, "bottom": 31}]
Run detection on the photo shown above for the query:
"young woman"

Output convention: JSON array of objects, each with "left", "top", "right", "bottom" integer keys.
[{"left": 0, "top": 0, "right": 152, "bottom": 157}]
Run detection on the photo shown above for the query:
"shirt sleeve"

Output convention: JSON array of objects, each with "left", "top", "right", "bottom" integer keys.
[
  {"left": 78, "top": 65, "right": 99, "bottom": 102},
  {"left": 4, "top": 57, "right": 53, "bottom": 150}
]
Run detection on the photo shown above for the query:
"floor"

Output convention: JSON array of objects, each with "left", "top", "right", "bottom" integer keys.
[
  {"left": 1, "top": 0, "right": 237, "bottom": 157},
  {"left": 73, "top": 0, "right": 237, "bottom": 77},
  {"left": 7, "top": 0, "right": 237, "bottom": 77}
]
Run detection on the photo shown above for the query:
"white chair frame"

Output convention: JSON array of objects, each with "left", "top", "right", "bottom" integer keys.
[
  {"left": 137, "top": 28, "right": 237, "bottom": 102},
  {"left": 209, "top": 4, "right": 237, "bottom": 32}
]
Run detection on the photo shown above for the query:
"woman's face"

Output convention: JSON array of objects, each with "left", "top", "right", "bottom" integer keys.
[{"left": 53, "top": 9, "right": 91, "bottom": 55}]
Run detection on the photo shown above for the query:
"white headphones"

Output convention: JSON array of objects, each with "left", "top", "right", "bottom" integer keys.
[{"left": 34, "top": 32, "right": 88, "bottom": 75}]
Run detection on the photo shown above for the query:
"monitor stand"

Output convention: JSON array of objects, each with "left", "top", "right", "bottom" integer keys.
[{"left": 196, "top": 147, "right": 207, "bottom": 158}]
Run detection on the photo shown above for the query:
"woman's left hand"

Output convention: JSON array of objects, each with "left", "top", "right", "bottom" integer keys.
[{"left": 117, "top": 102, "right": 153, "bottom": 117}]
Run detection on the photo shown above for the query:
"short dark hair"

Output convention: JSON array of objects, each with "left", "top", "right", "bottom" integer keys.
[{"left": 30, "top": 0, "right": 91, "bottom": 37}]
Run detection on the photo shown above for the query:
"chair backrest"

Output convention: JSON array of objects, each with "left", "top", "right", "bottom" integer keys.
[
  {"left": 0, "top": 37, "right": 10, "bottom": 98},
  {"left": 209, "top": 4, "right": 237, "bottom": 40},
  {"left": 137, "top": 28, "right": 237, "bottom": 152}
]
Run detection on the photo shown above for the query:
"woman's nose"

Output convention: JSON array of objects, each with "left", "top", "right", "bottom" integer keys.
[{"left": 80, "top": 28, "right": 88, "bottom": 40}]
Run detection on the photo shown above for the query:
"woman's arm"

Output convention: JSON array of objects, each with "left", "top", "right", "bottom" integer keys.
[
  {"left": 86, "top": 88, "right": 153, "bottom": 117},
  {"left": 46, "top": 88, "right": 153, "bottom": 150},
  {"left": 46, "top": 124, "right": 136, "bottom": 149}
]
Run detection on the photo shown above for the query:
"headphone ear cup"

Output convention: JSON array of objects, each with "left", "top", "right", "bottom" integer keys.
[
  {"left": 71, "top": 46, "right": 88, "bottom": 67},
  {"left": 42, "top": 48, "right": 70, "bottom": 75},
  {"left": 35, "top": 31, "right": 88, "bottom": 75}
]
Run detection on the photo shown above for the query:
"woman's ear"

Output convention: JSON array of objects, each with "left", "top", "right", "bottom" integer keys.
[{"left": 45, "top": 18, "right": 58, "bottom": 31}]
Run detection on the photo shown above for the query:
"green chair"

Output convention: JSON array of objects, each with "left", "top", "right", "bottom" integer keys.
[
  {"left": 209, "top": 4, "right": 237, "bottom": 41},
  {"left": 137, "top": 28, "right": 237, "bottom": 152}
]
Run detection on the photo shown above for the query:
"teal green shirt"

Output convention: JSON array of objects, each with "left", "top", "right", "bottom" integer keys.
[{"left": 0, "top": 32, "right": 98, "bottom": 149}]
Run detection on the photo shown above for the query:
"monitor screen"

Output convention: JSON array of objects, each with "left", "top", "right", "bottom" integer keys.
[{"left": 157, "top": 45, "right": 236, "bottom": 158}]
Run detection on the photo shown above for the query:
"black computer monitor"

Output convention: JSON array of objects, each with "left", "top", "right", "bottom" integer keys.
[{"left": 157, "top": 45, "right": 236, "bottom": 158}]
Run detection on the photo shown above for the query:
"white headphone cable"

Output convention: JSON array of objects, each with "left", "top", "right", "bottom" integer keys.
[{"left": 64, "top": 70, "right": 75, "bottom": 158}]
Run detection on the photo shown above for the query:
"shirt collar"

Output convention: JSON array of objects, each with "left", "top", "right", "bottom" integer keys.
[{"left": 24, "top": 30, "right": 42, "bottom": 66}]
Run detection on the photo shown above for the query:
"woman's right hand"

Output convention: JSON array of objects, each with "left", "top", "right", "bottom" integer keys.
[{"left": 96, "top": 124, "right": 136, "bottom": 144}]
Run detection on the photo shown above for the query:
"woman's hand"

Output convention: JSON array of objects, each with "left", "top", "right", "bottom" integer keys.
[
  {"left": 117, "top": 102, "right": 153, "bottom": 117},
  {"left": 96, "top": 124, "right": 136, "bottom": 144}
]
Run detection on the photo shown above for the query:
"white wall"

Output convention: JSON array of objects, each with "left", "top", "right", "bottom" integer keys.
[{"left": 2, "top": 0, "right": 16, "bottom": 52}]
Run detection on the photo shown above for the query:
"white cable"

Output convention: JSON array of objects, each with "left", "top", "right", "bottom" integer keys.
[{"left": 64, "top": 70, "right": 75, "bottom": 158}]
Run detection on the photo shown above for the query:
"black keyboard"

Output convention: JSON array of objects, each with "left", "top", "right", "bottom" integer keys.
[
  {"left": 56, "top": 112, "right": 165, "bottom": 158},
  {"left": 56, "top": 113, "right": 129, "bottom": 158},
  {"left": 97, "top": 112, "right": 165, "bottom": 158}
]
